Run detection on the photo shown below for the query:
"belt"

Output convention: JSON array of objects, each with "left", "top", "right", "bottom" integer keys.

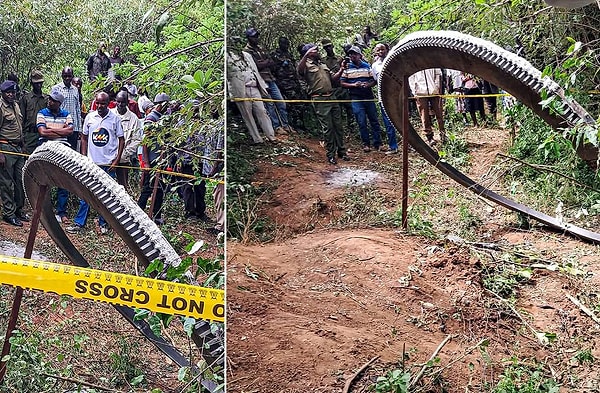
[
  {"left": 0, "top": 139, "right": 21, "bottom": 146},
  {"left": 311, "top": 92, "right": 333, "bottom": 98}
]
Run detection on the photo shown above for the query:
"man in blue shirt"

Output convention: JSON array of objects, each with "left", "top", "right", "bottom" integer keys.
[{"left": 340, "top": 46, "right": 382, "bottom": 152}]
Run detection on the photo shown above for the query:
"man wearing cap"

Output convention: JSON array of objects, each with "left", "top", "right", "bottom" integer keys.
[
  {"left": 322, "top": 39, "right": 354, "bottom": 132},
  {"left": 297, "top": 44, "right": 348, "bottom": 165},
  {"left": 244, "top": 27, "right": 294, "bottom": 134},
  {"left": 341, "top": 46, "right": 382, "bottom": 152},
  {"left": 67, "top": 91, "right": 124, "bottom": 234},
  {"left": 19, "top": 70, "right": 48, "bottom": 154},
  {"left": 53, "top": 67, "right": 82, "bottom": 151},
  {"left": 137, "top": 92, "right": 171, "bottom": 224},
  {"left": 37, "top": 89, "right": 74, "bottom": 223},
  {"left": 0, "top": 80, "right": 28, "bottom": 226}
]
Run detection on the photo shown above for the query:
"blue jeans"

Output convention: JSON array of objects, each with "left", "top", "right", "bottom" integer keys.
[
  {"left": 351, "top": 100, "right": 382, "bottom": 148},
  {"left": 56, "top": 188, "right": 69, "bottom": 218},
  {"left": 380, "top": 105, "right": 398, "bottom": 150},
  {"left": 73, "top": 166, "right": 116, "bottom": 227},
  {"left": 265, "top": 80, "right": 289, "bottom": 129}
]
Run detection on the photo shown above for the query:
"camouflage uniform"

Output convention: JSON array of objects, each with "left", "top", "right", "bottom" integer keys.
[{"left": 271, "top": 47, "right": 306, "bottom": 130}]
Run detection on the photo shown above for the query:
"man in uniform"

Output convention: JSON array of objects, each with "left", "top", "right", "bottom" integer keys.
[
  {"left": 244, "top": 27, "right": 293, "bottom": 134},
  {"left": 19, "top": 70, "right": 48, "bottom": 154},
  {"left": 297, "top": 44, "right": 348, "bottom": 164},
  {"left": 0, "top": 80, "right": 28, "bottom": 226},
  {"left": 271, "top": 36, "right": 304, "bottom": 131},
  {"left": 322, "top": 39, "right": 354, "bottom": 132}
]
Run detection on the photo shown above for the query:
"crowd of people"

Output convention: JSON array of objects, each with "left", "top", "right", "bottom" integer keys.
[
  {"left": 227, "top": 27, "right": 504, "bottom": 162},
  {"left": 0, "top": 43, "right": 224, "bottom": 234}
]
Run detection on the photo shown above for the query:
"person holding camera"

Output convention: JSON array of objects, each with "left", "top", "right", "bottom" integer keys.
[
  {"left": 340, "top": 45, "right": 382, "bottom": 153},
  {"left": 297, "top": 43, "right": 348, "bottom": 165}
]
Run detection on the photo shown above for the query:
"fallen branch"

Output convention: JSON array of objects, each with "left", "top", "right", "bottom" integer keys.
[
  {"left": 342, "top": 355, "right": 380, "bottom": 393},
  {"left": 41, "top": 373, "right": 119, "bottom": 392},
  {"left": 408, "top": 334, "right": 453, "bottom": 389},
  {"left": 567, "top": 294, "right": 600, "bottom": 325}
]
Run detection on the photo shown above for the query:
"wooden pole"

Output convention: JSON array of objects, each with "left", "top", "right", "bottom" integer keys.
[{"left": 0, "top": 185, "right": 47, "bottom": 383}]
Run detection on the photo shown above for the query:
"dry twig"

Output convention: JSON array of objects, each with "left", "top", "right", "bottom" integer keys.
[
  {"left": 567, "top": 294, "right": 600, "bottom": 325},
  {"left": 342, "top": 356, "right": 380, "bottom": 393},
  {"left": 408, "top": 334, "right": 453, "bottom": 389}
]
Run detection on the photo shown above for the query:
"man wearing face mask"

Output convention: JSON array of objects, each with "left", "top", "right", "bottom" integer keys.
[
  {"left": 67, "top": 91, "right": 124, "bottom": 235},
  {"left": 0, "top": 80, "right": 28, "bottom": 226}
]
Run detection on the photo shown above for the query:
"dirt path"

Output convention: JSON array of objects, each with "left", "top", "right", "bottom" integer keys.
[{"left": 227, "top": 127, "right": 600, "bottom": 392}]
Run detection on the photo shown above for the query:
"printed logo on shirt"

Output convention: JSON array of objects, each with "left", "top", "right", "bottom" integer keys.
[{"left": 92, "top": 127, "right": 110, "bottom": 147}]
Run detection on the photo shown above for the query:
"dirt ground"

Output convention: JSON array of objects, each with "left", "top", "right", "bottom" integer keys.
[
  {"left": 0, "top": 193, "right": 221, "bottom": 392},
  {"left": 227, "top": 125, "right": 600, "bottom": 392}
]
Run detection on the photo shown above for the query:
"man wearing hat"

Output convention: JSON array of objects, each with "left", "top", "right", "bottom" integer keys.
[
  {"left": 244, "top": 27, "right": 294, "bottom": 135},
  {"left": 297, "top": 44, "right": 348, "bottom": 164},
  {"left": 36, "top": 89, "right": 74, "bottom": 223},
  {"left": 322, "top": 38, "right": 354, "bottom": 132},
  {"left": 340, "top": 45, "right": 382, "bottom": 152},
  {"left": 0, "top": 80, "right": 28, "bottom": 226},
  {"left": 19, "top": 70, "right": 48, "bottom": 154}
]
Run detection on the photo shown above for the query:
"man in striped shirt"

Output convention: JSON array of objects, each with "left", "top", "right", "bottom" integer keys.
[
  {"left": 53, "top": 67, "right": 82, "bottom": 152},
  {"left": 36, "top": 89, "right": 73, "bottom": 223},
  {"left": 340, "top": 46, "right": 382, "bottom": 152}
]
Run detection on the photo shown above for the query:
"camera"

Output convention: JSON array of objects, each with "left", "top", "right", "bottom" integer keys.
[{"left": 344, "top": 56, "right": 350, "bottom": 63}]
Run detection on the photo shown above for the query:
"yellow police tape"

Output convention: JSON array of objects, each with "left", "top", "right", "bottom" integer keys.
[{"left": 0, "top": 255, "right": 225, "bottom": 322}]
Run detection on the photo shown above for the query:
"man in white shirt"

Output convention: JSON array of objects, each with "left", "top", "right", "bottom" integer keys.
[
  {"left": 409, "top": 68, "right": 446, "bottom": 146},
  {"left": 67, "top": 91, "right": 124, "bottom": 234},
  {"left": 112, "top": 90, "right": 142, "bottom": 190}
]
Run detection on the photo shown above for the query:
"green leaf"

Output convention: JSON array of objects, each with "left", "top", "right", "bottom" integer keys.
[
  {"left": 183, "top": 317, "right": 196, "bottom": 336},
  {"left": 178, "top": 366, "right": 189, "bottom": 381},
  {"left": 131, "top": 374, "right": 145, "bottom": 385}
]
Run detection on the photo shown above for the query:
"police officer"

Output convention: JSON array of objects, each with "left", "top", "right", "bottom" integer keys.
[{"left": 0, "top": 80, "right": 29, "bottom": 226}]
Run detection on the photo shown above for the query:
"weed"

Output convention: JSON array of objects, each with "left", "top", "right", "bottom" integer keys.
[
  {"left": 335, "top": 185, "right": 394, "bottom": 227},
  {"left": 493, "top": 358, "right": 559, "bottom": 393},
  {"left": 108, "top": 336, "right": 145, "bottom": 387},
  {"left": 374, "top": 369, "right": 411, "bottom": 393},
  {"left": 573, "top": 348, "right": 594, "bottom": 365}
]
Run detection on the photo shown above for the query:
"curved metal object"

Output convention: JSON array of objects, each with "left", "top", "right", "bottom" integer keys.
[
  {"left": 379, "top": 30, "right": 600, "bottom": 243},
  {"left": 22, "top": 142, "right": 223, "bottom": 370}
]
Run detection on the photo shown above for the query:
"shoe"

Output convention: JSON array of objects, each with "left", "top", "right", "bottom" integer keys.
[
  {"left": 363, "top": 145, "right": 371, "bottom": 152},
  {"left": 327, "top": 157, "right": 337, "bottom": 165},
  {"left": 385, "top": 148, "right": 399, "bottom": 155},
  {"left": 196, "top": 213, "right": 211, "bottom": 222},
  {"left": 16, "top": 212, "right": 30, "bottom": 222},
  {"left": 61, "top": 216, "right": 70, "bottom": 224},
  {"left": 285, "top": 125, "right": 296, "bottom": 133},
  {"left": 266, "top": 137, "right": 278, "bottom": 143},
  {"left": 339, "top": 154, "right": 350, "bottom": 161},
  {"left": 375, "top": 146, "right": 383, "bottom": 152},
  {"left": 427, "top": 138, "right": 437, "bottom": 147},
  {"left": 66, "top": 224, "right": 83, "bottom": 233},
  {"left": 275, "top": 126, "right": 287, "bottom": 135},
  {"left": 3, "top": 216, "right": 22, "bottom": 227},
  {"left": 99, "top": 225, "right": 109, "bottom": 235}
]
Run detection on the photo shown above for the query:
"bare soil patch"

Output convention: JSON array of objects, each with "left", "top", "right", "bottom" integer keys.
[{"left": 227, "top": 127, "right": 600, "bottom": 392}]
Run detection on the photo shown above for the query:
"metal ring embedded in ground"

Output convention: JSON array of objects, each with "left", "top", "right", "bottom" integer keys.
[
  {"left": 22, "top": 142, "right": 223, "bottom": 373},
  {"left": 379, "top": 30, "right": 600, "bottom": 243}
]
